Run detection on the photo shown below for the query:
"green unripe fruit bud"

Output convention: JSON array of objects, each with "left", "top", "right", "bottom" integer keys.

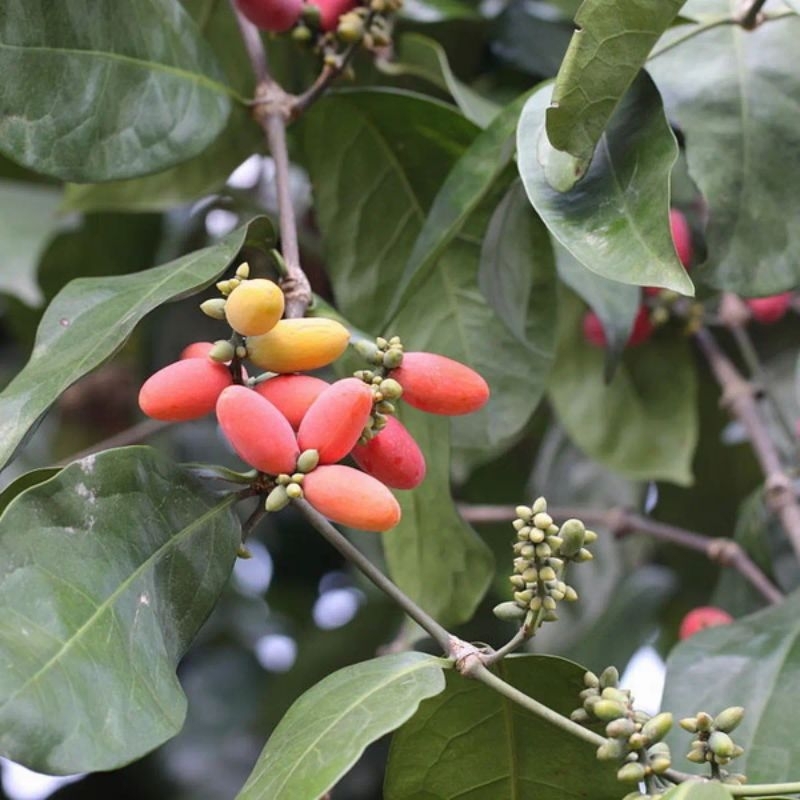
[
  {"left": 376, "top": 400, "right": 396, "bottom": 415},
  {"left": 532, "top": 496, "right": 547, "bottom": 514},
  {"left": 533, "top": 512, "right": 553, "bottom": 530},
  {"left": 383, "top": 350, "right": 404, "bottom": 369},
  {"left": 235, "top": 345, "right": 247, "bottom": 359},
  {"left": 514, "top": 590, "right": 534, "bottom": 604},
  {"left": 549, "top": 588, "right": 565, "bottom": 602},
  {"left": 209, "top": 339, "right": 235, "bottom": 362},
  {"left": 606, "top": 718, "right": 636, "bottom": 739},
  {"left": 649, "top": 755, "right": 671, "bottom": 774},
  {"left": 291, "top": 473, "right": 305, "bottom": 483},
  {"left": 285, "top": 483, "right": 303, "bottom": 500},
  {"left": 376, "top": 337, "right": 389, "bottom": 349},
  {"left": 686, "top": 745, "right": 707, "bottom": 764},
  {"left": 515, "top": 505, "right": 533, "bottom": 521},
  {"left": 354, "top": 340, "right": 380, "bottom": 361},
  {"left": 493, "top": 601, "right": 528, "bottom": 622},
  {"left": 539, "top": 566, "right": 557, "bottom": 582},
  {"left": 542, "top": 609, "right": 559, "bottom": 621},
  {"left": 679, "top": 717, "right": 698, "bottom": 733},
  {"left": 723, "top": 773, "right": 747, "bottom": 786},
  {"left": 512, "top": 518, "right": 526, "bottom": 531},
  {"left": 379, "top": 378, "right": 403, "bottom": 400},
  {"left": 695, "top": 712, "right": 713, "bottom": 732},
  {"left": 708, "top": 731, "right": 735, "bottom": 758},
  {"left": 546, "top": 535, "right": 563, "bottom": 551},
  {"left": 519, "top": 544, "right": 535, "bottom": 559},
  {"left": 265, "top": 485, "right": 290, "bottom": 512},
  {"left": 731, "top": 744, "right": 744, "bottom": 758},
  {"left": 529, "top": 528, "right": 545, "bottom": 544},
  {"left": 627, "top": 733, "right": 646, "bottom": 750},
  {"left": 547, "top": 557, "right": 564, "bottom": 570},
  {"left": 535, "top": 543, "right": 552, "bottom": 559},
  {"left": 641, "top": 713, "right": 673, "bottom": 745},
  {"left": 570, "top": 708, "right": 591, "bottom": 723},
  {"left": 558, "top": 518, "right": 586, "bottom": 556},
  {"left": 296, "top": 449, "right": 320, "bottom": 473},
  {"left": 601, "top": 687, "right": 630, "bottom": 704},
  {"left": 616, "top": 762, "right": 646, "bottom": 783},
  {"left": 648, "top": 742, "right": 670, "bottom": 756},
  {"left": 291, "top": 24, "right": 312, "bottom": 42},
  {"left": 574, "top": 547, "right": 594, "bottom": 562},
  {"left": 200, "top": 298, "right": 227, "bottom": 319},
  {"left": 579, "top": 687, "right": 599, "bottom": 701},
  {"left": 584, "top": 671, "right": 600, "bottom": 689},
  {"left": 235, "top": 262, "right": 251, "bottom": 279},
  {"left": 593, "top": 699, "right": 628, "bottom": 721},
  {"left": 276, "top": 474, "right": 291, "bottom": 486},
  {"left": 583, "top": 695, "right": 601, "bottom": 713},
  {"left": 713, "top": 706, "right": 745, "bottom": 733},
  {"left": 529, "top": 596, "right": 542, "bottom": 611},
  {"left": 599, "top": 666, "right": 619, "bottom": 689},
  {"left": 517, "top": 526, "right": 532, "bottom": 541},
  {"left": 521, "top": 568, "right": 538, "bottom": 583},
  {"left": 509, "top": 575, "right": 526, "bottom": 589},
  {"left": 596, "top": 739, "right": 627, "bottom": 761},
  {"left": 583, "top": 529, "right": 598, "bottom": 544},
  {"left": 564, "top": 586, "right": 579, "bottom": 602},
  {"left": 542, "top": 596, "right": 557, "bottom": 611}
]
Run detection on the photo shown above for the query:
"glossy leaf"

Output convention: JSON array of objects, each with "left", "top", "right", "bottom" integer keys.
[
  {"left": 546, "top": 0, "right": 685, "bottom": 164},
  {"left": 0, "top": 180, "right": 63, "bottom": 306},
  {"left": 236, "top": 653, "right": 447, "bottom": 800},
  {"left": 0, "top": 467, "right": 60, "bottom": 516},
  {"left": 648, "top": 0, "right": 800, "bottom": 295},
  {"left": 661, "top": 784, "right": 734, "bottom": 800},
  {"left": 384, "top": 409, "right": 494, "bottom": 626},
  {"left": 548, "top": 290, "right": 698, "bottom": 485},
  {"left": 662, "top": 590, "right": 800, "bottom": 782},
  {"left": 0, "top": 0, "right": 234, "bottom": 182},
  {"left": 518, "top": 76, "right": 695, "bottom": 295},
  {"left": 0, "top": 217, "right": 272, "bottom": 472},
  {"left": 0, "top": 446, "right": 241, "bottom": 773},
  {"left": 385, "top": 655, "right": 621, "bottom": 799},
  {"left": 62, "top": 0, "right": 261, "bottom": 212}
]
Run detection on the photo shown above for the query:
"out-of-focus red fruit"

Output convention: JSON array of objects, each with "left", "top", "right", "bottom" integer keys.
[
  {"left": 679, "top": 606, "right": 733, "bottom": 640},
  {"left": 669, "top": 208, "right": 693, "bottom": 269},
  {"left": 235, "top": 0, "right": 303, "bottom": 32},
  {"left": 582, "top": 307, "right": 653, "bottom": 349},
  {"left": 746, "top": 293, "right": 793, "bottom": 324},
  {"left": 351, "top": 416, "right": 426, "bottom": 490},
  {"left": 303, "top": 464, "right": 402, "bottom": 532},
  {"left": 298, "top": 378, "right": 374, "bottom": 464},
  {"left": 254, "top": 374, "right": 329, "bottom": 429},
  {"left": 139, "top": 359, "right": 232, "bottom": 421},
  {"left": 391, "top": 352, "right": 489, "bottom": 415},
  {"left": 216, "top": 386, "right": 299, "bottom": 475},
  {"left": 180, "top": 341, "right": 214, "bottom": 360},
  {"left": 314, "top": 0, "right": 358, "bottom": 30}
]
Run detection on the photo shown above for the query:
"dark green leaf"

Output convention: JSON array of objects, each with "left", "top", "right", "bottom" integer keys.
[
  {"left": 400, "top": 0, "right": 482, "bottom": 21},
  {"left": 384, "top": 409, "right": 494, "bottom": 626},
  {"left": 0, "top": 446, "right": 241, "bottom": 773},
  {"left": 0, "top": 179, "right": 63, "bottom": 306},
  {"left": 662, "top": 590, "right": 800, "bottom": 782},
  {"left": 0, "top": 467, "right": 60, "bottom": 516},
  {"left": 661, "top": 784, "right": 734, "bottom": 800},
  {"left": 0, "top": 0, "right": 234, "bottom": 182},
  {"left": 0, "top": 217, "right": 272, "bottom": 472},
  {"left": 236, "top": 653, "right": 447, "bottom": 800},
  {"left": 548, "top": 289, "right": 698, "bottom": 485},
  {"left": 385, "top": 654, "right": 621, "bottom": 799},
  {"left": 546, "top": 0, "right": 685, "bottom": 163},
  {"left": 518, "top": 75, "right": 695, "bottom": 295},
  {"left": 62, "top": 0, "right": 262, "bottom": 212},
  {"left": 649, "top": 1, "right": 800, "bottom": 295}
]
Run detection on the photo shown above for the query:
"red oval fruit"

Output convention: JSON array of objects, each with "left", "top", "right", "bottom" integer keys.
[
  {"left": 313, "top": 0, "right": 358, "bottom": 30},
  {"left": 746, "top": 293, "right": 792, "bottom": 324},
  {"left": 669, "top": 208, "right": 693, "bottom": 269},
  {"left": 351, "top": 416, "right": 426, "bottom": 490},
  {"left": 180, "top": 341, "right": 214, "bottom": 360},
  {"left": 582, "top": 311, "right": 607, "bottom": 347},
  {"left": 678, "top": 606, "right": 733, "bottom": 640},
  {"left": 254, "top": 374, "right": 329, "bottom": 429},
  {"left": 235, "top": 0, "right": 303, "bottom": 32},
  {"left": 583, "top": 307, "right": 653, "bottom": 349},
  {"left": 303, "top": 465, "right": 401, "bottom": 532},
  {"left": 298, "top": 378, "right": 374, "bottom": 464},
  {"left": 139, "top": 359, "right": 233, "bottom": 421},
  {"left": 391, "top": 352, "right": 489, "bottom": 415},
  {"left": 216, "top": 385, "right": 299, "bottom": 475}
]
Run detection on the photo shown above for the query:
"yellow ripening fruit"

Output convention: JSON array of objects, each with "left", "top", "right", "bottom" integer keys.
[
  {"left": 246, "top": 318, "right": 350, "bottom": 373},
  {"left": 224, "top": 279, "right": 285, "bottom": 337}
]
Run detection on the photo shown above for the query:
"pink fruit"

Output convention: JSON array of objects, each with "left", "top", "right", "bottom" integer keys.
[
  {"left": 313, "top": 0, "right": 358, "bottom": 30},
  {"left": 297, "top": 378, "right": 374, "bottom": 464},
  {"left": 679, "top": 606, "right": 733, "bottom": 640},
  {"left": 669, "top": 208, "right": 693, "bottom": 269},
  {"left": 746, "top": 293, "right": 793, "bottom": 324},
  {"left": 582, "top": 307, "right": 653, "bottom": 349},
  {"left": 216, "top": 385, "right": 299, "bottom": 475},
  {"left": 254, "top": 374, "right": 329, "bottom": 430},
  {"left": 139, "top": 359, "right": 232, "bottom": 421},
  {"left": 351, "top": 416, "right": 426, "bottom": 490},
  {"left": 180, "top": 341, "right": 214, "bottom": 360},
  {"left": 235, "top": 0, "right": 303, "bottom": 32}
]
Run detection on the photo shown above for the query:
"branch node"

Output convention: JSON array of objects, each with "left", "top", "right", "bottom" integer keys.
[{"left": 451, "top": 638, "right": 485, "bottom": 677}]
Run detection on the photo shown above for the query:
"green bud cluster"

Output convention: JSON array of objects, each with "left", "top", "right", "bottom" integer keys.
[
  {"left": 679, "top": 707, "right": 746, "bottom": 781},
  {"left": 264, "top": 451, "right": 319, "bottom": 512},
  {"left": 572, "top": 667, "right": 674, "bottom": 790},
  {"left": 496, "top": 497, "right": 596, "bottom": 627},
  {"left": 353, "top": 336, "right": 405, "bottom": 444}
]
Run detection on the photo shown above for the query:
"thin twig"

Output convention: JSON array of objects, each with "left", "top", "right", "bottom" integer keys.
[
  {"left": 57, "top": 419, "right": 170, "bottom": 466},
  {"left": 738, "top": 0, "right": 770, "bottom": 28},
  {"left": 459, "top": 503, "right": 784, "bottom": 605},
  {"left": 728, "top": 780, "right": 800, "bottom": 797},
  {"left": 228, "top": 0, "right": 270, "bottom": 84},
  {"left": 695, "top": 326, "right": 800, "bottom": 561}
]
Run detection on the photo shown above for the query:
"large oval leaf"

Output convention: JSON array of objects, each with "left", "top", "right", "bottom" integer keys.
[
  {"left": 385, "top": 654, "right": 621, "bottom": 799},
  {"left": 662, "top": 589, "right": 800, "bottom": 782},
  {"left": 236, "top": 652, "right": 447, "bottom": 799},
  {"left": 0, "top": 217, "right": 273, "bottom": 473},
  {"left": 0, "top": 446, "right": 241, "bottom": 773},
  {"left": 518, "top": 75, "right": 695, "bottom": 296},
  {"left": 648, "top": 1, "right": 800, "bottom": 296},
  {"left": 0, "top": 0, "right": 235, "bottom": 182}
]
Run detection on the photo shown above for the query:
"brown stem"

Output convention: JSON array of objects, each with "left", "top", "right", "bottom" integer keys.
[
  {"left": 57, "top": 419, "right": 170, "bottom": 466},
  {"left": 459, "top": 503, "right": 783, "bottom": 605},
  {"left": 694, "top": 326, "right": 800, "bottom": 561},
  {"left": 738, "top": 0, "right": 769, "bottom": 28}
]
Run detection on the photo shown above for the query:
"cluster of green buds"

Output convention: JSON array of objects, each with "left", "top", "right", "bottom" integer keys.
[
  {"left": 493, "top": 497, "right": 596, "bottom": 627},
  {"left": 571, "top": 667, "right": 673, "bottom": 798},
  {"left": 353, "top": 336, "right": 405, "bottom": 443},
  {"left": 647, "top": 291, "right": 705, "bottom": 335},
  {"left": 336, "top": 2, "right": 396, "bottom": 48},
  {"left": 680, "top": 707, "right": 746, "bottom": 784},
  {"left": 264, "top": 449, "right": 320, "bottom": 511}
]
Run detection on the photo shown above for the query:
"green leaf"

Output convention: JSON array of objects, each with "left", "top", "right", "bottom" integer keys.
[
  {"left": 389, "top": 90, "right": 530, "bottom": 320},
  {"left": 0, "top": 179, "right": 63, "bottom": 306},
  {"left": 385, "top": 654, "right": 621, "bottom": 799},
  {"left": 648, "top": 1, "right": 800, "bottom": 296},
  {"left": 384, "top": 409, "right": 494, "bottom": 626},
  {"left": 662, "top": 590, "right": 800, "bottom": 782},
  {"left": 661, "top": 783, "right": 734, "bottom": 800},
  {"left": 548, "top": 289, "right": 698, "bottom": 485},
  {"left": 0, "top": 446, "right": 241, "bottom": 773},
  {"left": 0, "top": 217, "right": 272, "bottom": 473},
  {"left": 0, "top": 467, "right": 60, "bottom": 516},
  {"left": 0, "top": 0, "right": 234, "bottom": 182},
  {"left": 381, "top": 34, "right": 501, "bottom": 127},
  {"left": 62, "top": 0, "right": 262, "bottom": 212},
  {"left": 236, "top": 652, "right": 447, "bottom": 800},
  {"left": 546, "top": 0, "right": 685, "bottom": 164},
  {"left": 400, "top": 0, "right": 482, "bottom": 21},
  {"left": 518, "top": 75, "right": 695, "bottom": 295}
]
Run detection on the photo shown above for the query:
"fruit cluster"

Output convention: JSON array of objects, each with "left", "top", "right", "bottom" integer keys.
[
  {"left": 138, "top": 263, "right": 489, "bottom": 532},
  {"left": 679, "top": 707, "right": 746, "bottom": 783}
]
